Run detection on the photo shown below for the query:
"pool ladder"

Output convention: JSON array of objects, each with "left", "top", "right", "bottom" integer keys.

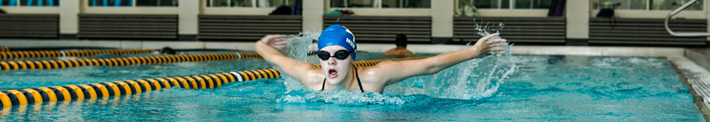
[{"left": 665, "top": 0, "right": 710, "bottom": 37}]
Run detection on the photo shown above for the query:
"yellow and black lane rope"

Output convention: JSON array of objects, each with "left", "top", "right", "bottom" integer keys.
[
  {"left": 0, "top": 53, "right": 263, "bottom": 70},
  {"left": 0, "top": 69, "right": 281, "bottom": 108},
  {"left": 0, "top": 47, "right": 8, "bottom": 52},
  {"left": 0, "top": 49, "right": 155, "bottom": 60},
  {"left": 0, "top": 57, "right": 426, "bottom": 108}
]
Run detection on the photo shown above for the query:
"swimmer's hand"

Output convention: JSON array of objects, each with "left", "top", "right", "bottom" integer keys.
[
  {"left": 472, "top": 33, "right": 507, "bottom": 56},
  {"left": 258, "top": 35, "right": 288, "bottom": 49}
]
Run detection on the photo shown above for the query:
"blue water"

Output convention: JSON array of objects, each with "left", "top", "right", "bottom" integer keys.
[{"left": 0, "top": 52, "right": 703, "bottom": 121}]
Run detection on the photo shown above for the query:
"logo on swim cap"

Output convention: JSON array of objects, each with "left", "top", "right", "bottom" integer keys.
[{"left": 318, "top": 24, "right": 357, "bottom": 60}]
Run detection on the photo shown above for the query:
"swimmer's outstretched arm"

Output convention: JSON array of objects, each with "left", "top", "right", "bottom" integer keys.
[
  {"left": 367, "top": 33, "right": 507, "bottom": 85},
  {"left": 255, "top": 35, "right": 322, "bottom": 86}
]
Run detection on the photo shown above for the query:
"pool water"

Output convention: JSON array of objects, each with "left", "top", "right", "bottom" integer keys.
[{"left": 0, "top": 52, "right": 703, "bottom": 121}]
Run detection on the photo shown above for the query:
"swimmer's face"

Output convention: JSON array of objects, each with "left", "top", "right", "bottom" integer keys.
[{"left": 318, "top": 46, "right": 353, "bottom": 85}]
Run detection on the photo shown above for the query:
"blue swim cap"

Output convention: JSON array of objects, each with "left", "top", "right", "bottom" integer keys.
[{"left": 318, "top": 24, "right": 357, "bottom": 60}]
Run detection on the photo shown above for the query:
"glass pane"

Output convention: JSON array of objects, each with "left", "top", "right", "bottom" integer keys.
[
  {"left": 514, "top": 0, "right": 530, "bottom": 8},
  {"left": 532, "top": 0, "right": 551, "bottom": 9},
  {"left": 235, "top": 0, "right": 254, "bottom": 7},
  {"left": 0, "top": 0, "right": 18, "bottom": 6},
  {"left": 208, "top": 0, "right": 227, "bottom": 7},
  {"left": 136, "top": 0, "right": 177, "bottom": 6},
  {"left": 382, "top": 0, "right": 430, "bottom": 8},
  {"left": 258, "top": 0, "right": 292, "bottom": 7},
  {"left": 331, "top": 0, "right": 375, "bottom": 8},
  {"left": 651, "top": 0, "right": 703, "bottom": 10},
  {"left": 471, "top": 0, "right": 510, "bottom": 9},
  {"left": 89, "top": 0, "right": 131, "bottom": 7},
  {"left": 593, "top": 0, "right": 646, "bottom": 10},
  {"left": 208, "top": 0, "right": 253, "bottom": 7},
  {"left": 18, "top": 0, "right": 58, "bottom": 6}
]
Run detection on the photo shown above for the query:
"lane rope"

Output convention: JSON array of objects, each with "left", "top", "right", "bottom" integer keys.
[{"left": 0, "top": 57, "right": 425, "bottom": 108}]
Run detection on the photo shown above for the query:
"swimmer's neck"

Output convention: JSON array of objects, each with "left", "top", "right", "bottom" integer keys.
[
  {"left": 330, "top": 67, "right": 359, "bottom": 91},
  {"left": 395, "top": 46, "right": 407, "bottom": 49}
]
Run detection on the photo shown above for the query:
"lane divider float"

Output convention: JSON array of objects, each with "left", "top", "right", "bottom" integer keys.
[
  {"left": 0, "top": 57, "right": 425, "bottom": 108},
  {"left": 0, "top": 53, "right": 262, "bottom": 70},
  {"left": 0, "top": 49, "right": 155, "bottom": 60}
]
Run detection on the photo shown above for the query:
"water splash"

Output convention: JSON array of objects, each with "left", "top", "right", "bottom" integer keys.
[
  {"left": 277, "top": 88, "right": 419, "bottom": 106},
  {"left": 278, "top": 32, "right": 320, "bottom": 92},
  {"left": 386, "top": 21, "right": 516, "bottom": 100}
]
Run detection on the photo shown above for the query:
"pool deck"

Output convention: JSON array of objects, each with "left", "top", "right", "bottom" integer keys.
[{"left": 1, "top": 39, "right": 710, "bottom": 119}]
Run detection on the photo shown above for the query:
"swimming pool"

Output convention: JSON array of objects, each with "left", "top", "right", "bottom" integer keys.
[{"left": 0, "top": 51, "right": 702, "bottom": 121}]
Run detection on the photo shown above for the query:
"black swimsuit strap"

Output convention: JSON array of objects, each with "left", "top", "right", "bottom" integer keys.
[{"left": 321, "top": 66, "right": 364, "bottom": 92}]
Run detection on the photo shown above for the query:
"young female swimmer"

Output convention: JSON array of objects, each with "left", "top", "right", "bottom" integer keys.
[{"left": 255, "top": 25, "right": 507, "bottom": 93}]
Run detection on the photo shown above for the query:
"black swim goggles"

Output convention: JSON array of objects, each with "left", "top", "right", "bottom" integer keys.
[{"left": 317, "top": 50, "right": 352, "bottom": 60}]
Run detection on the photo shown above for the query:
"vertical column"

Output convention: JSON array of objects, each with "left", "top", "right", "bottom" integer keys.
[
  {"left": 302, "top": 0, "right": 324, "bottom": 32},
  {"left": 565, "top": 0, "right": 590, "bottom": 45},
  {"left": 59, "top": 0, "right": 80, "bottom": 39},
  {"left": 431, "top": 0, "right": 454, "bottom": 44},
  {"left": 706, "top": 0, "right": 710, "bottom": 42},
  {"left": 179, "top": 0, "right": 200, "bottom": 41}
]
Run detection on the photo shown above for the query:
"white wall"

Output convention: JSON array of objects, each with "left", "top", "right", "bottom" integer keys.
[
  {"left": 567, "top": 0, "right": 590, "bottom": 39},
  {"left": 179, "top": 0, "right": 200, "bottom": 35},
  {"left": 59, "top": 0, "right": 80, "bottom": 35},
  {"left": 302, "top": 0, "right": 324, "bottom": 32},
  {"left": 431, "top": 0, "right": 454, "bottom": 38}
]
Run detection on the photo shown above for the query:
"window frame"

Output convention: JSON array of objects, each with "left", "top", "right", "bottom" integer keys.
[
  {"left": 454, "top": 0, "right": 550, "bottom": 17},
  {"left": 0, "top": 0, "right": 60, "bottom": 7},
  {"left": 86, "top": 0, "right": 179, "bottom": 8},
  {"left": 591, "top": 0, "right": 704, "bottom": 11},
  {"left": 456, "top": 0, "right": 553, "bottom": 10},
  {"left": 589, "top": 0, "right": 706, "bottom": 19},
  {"left": 205, "top": 0, "right": 293, "bottom": 8},
  {"left": 82, "top": 0, "right": 178, "bottom": 14},
  {"left": 325, "top": 0, "right": 432, "bottom": 16},
  {"left": 0, "top": 0, "right": 60, "bottom": 14},
  {"left": 328, "top": 0, "right": 431, "bottom": 9}
]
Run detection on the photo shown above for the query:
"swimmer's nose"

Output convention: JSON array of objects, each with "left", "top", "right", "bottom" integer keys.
[{"left": 328, "top": 58, "right": 336, "bottom": 65}]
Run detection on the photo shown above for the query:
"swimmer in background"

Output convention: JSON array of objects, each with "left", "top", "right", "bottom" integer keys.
[
  {"left": 256, "top": 25, "right": 507, "bottom": 93},
  {"left": 157, "top": 47, "right": 177, "bottom": 55},
  {"left": 383, "top": 34, "right": 414, "bottom": 56}
]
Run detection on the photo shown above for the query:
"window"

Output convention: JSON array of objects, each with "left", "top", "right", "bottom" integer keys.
[
  {"left": 89, "top": 0, "right": 178, "bottom": 7},
  {"left": 592, "top": 0, "right": 703, "bottom": 10},
  {"left": 514, "top": 0, "right": 551, "bottom": 9},
  {"left": 0, "top": 0, "right": 59, "bottom": 6},
  {"left": 207, "top": 0, "right": 294, "bottom": 8},
  {"left": 381, "top": 0, "right": 430, "bottom": 8},
  {"left": 136, "top": 0, "right": 177, "bottom": 7},
  {"left": 330, "top": 0, "right": 431, "bottom": 8},
  {"left": 458, "top": 0, "right": 552, "bottom": 9}
]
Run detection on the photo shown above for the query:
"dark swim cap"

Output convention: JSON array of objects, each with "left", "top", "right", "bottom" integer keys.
[{"left": 318, "top": 24, "right": 356, "bottom": 60}]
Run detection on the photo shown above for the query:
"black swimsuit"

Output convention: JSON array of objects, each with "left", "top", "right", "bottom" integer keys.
[{"left": 321, "top": 67, "right": 364, "bottom": 92}]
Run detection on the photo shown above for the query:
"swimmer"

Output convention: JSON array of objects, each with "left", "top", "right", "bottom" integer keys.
[
  {"left": 255, "top": 24, "right": 507, "bottom": 93},
  {"left": 383, "top": 34, "right": 414, "bottom": 56},
  {"left": 159, "top": 47, "right": 177, "bottom": 55}
]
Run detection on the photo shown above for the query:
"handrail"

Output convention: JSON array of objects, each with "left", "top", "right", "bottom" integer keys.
[{"left": 665, "top": 0, "right": 710, "bottom": 37}]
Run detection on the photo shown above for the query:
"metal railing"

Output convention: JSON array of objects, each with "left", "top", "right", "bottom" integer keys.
[{"left": 665, "top": 0, "right": 710, "bottom": 37}]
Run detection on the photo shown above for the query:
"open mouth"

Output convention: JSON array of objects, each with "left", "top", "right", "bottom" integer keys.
[{"left": 328, "top": 69, "right": 338, "bottom": 78}]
